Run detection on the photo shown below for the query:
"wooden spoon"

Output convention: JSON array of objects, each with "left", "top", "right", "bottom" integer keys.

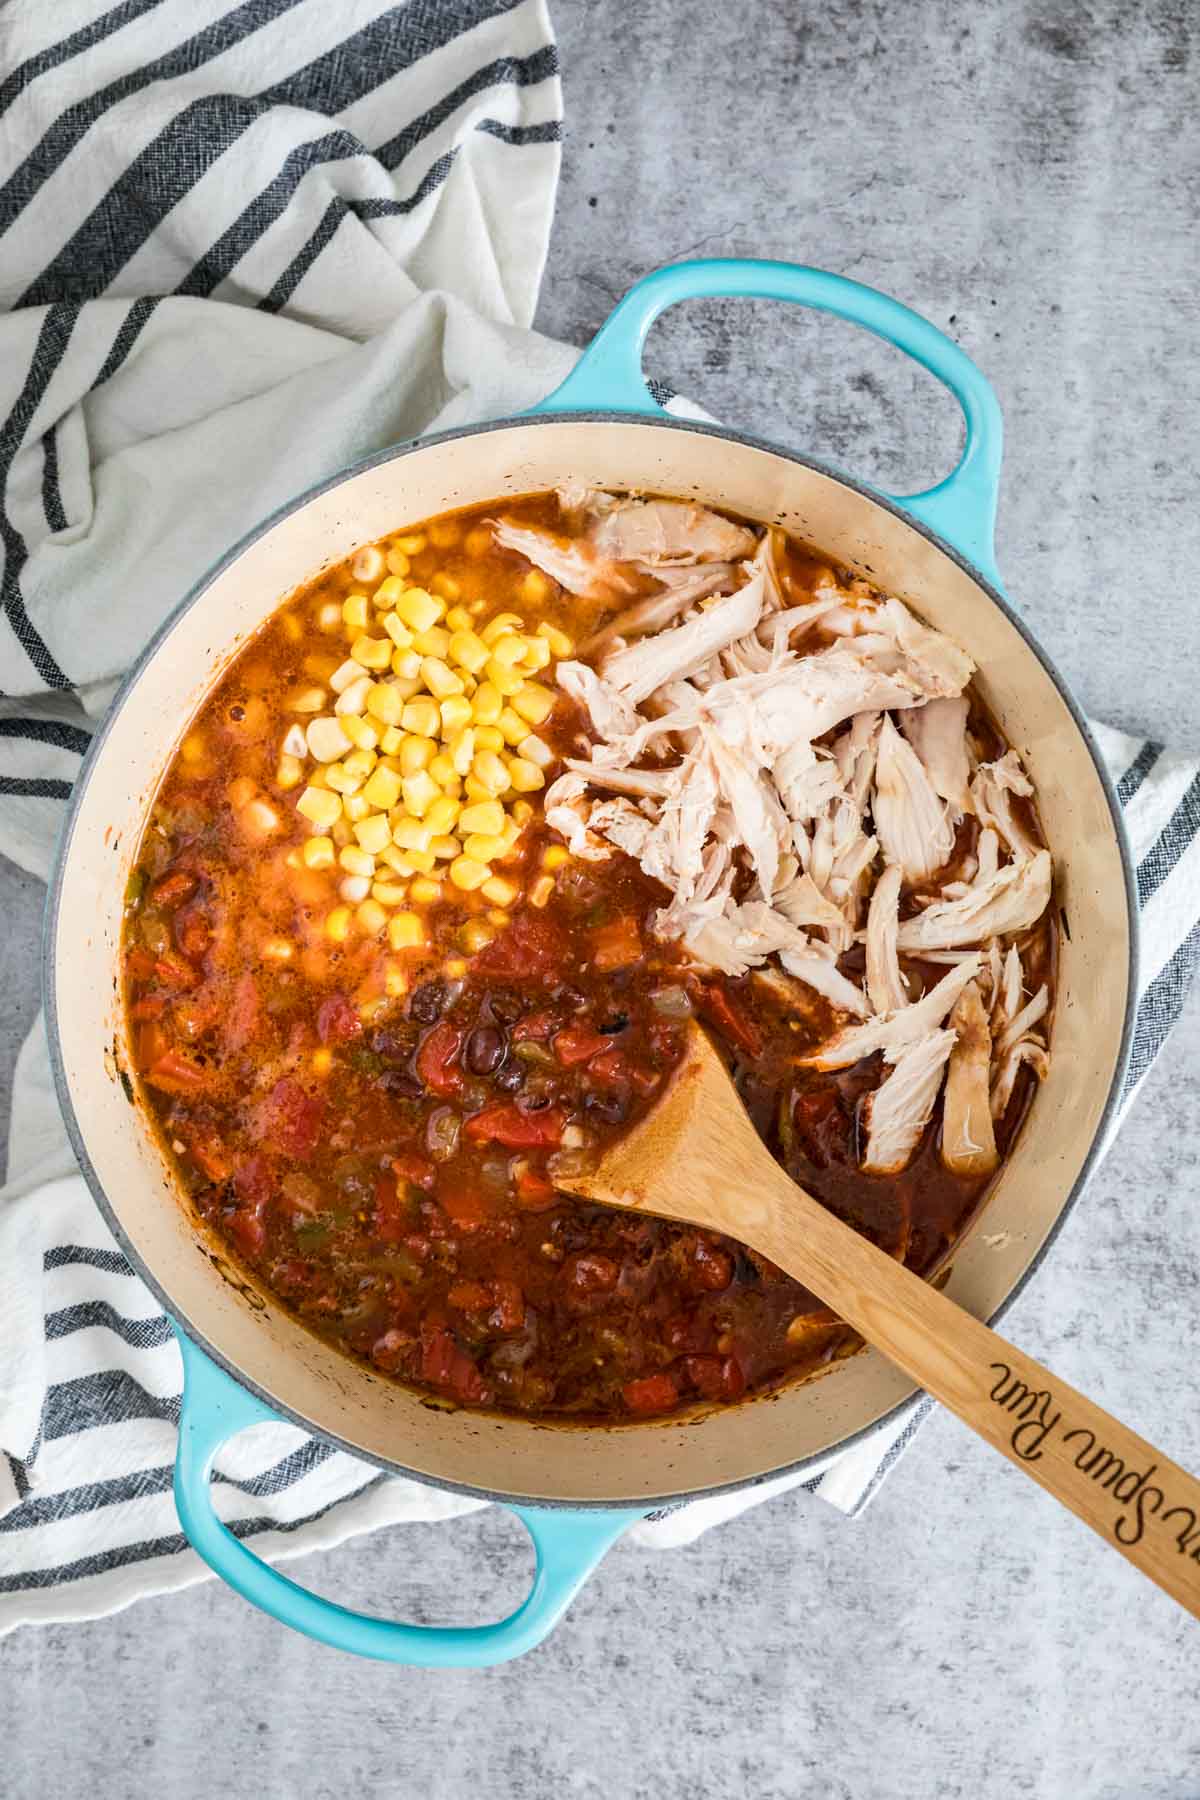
[{"left": 560, "top": 1025, "right": 1200, "bottom": 1617}]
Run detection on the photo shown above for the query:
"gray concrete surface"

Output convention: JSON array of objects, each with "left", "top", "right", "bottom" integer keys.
[{"left": 3, "top": 2, "right": 1200, "bottom": 1795}]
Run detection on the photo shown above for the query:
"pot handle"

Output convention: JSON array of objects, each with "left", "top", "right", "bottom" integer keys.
[
  {"left": 532, "top": 258, "right": 1004, "bottom": 583},
  {"left": 173, "top": 1331, "right": 645, "bottom": 1666}
]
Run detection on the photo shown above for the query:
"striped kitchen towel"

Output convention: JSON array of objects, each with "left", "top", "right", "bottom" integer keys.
[{"left": 0, "top": 0, "right": 1197, "bottom": 1637}]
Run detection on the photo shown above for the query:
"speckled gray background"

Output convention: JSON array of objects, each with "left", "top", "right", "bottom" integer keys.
[{"left": 3, "top": 3, "right": 1199, "bottom": 1795}]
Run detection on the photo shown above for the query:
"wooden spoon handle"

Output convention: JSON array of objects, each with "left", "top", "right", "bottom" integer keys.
[{"left": 753, "top": 1165, "right": 1200, "bottom": 1618}]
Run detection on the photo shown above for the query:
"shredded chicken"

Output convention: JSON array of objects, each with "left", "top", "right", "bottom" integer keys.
[
  {"left": 872, "top": 715, "right": 956, "bottom": 883},
  {"left": 941, "top": 981, "right": 999, "bottom": 1178},
  {"left": 580, "top": 563, "right": 738, "bottom": 655},
  {"left": 971, "top": 751, "right": 1040, "bottom": 860},
  {"left": 862, "top": 1030, "right": 956, "bottom": 1176},
  {"left": 865, "top": 864, "right": 907, "bottom": 1014},
  {"left": 801, "top": 957, "right": 982, "bottom": 1071},
  {"left": 900, "top": 695, "right": 972, "bottom": 810},
  {"left": 896, "top": 851, "right": 1051, "bottom": 951},
  {"left": 991, "top": 1036, "right": 1050, "bottom": 1119},
  {"left": 602, "top": 568, "right": 767, "bottom": 707},
  {"left": 591, "top": 498, "right": 757, "bottom": 566}
]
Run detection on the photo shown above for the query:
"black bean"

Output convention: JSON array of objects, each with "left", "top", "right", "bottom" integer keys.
[
  {"left": 465, "top": 1025, "right": 506, "bottom": 1076},
  {"left": 408, "top": 980, "right": 447, "bottom": 1024},
  {"left": 597, "top": 1012, "right": 629, "bottom": 1035},
  {"left": 584, "top": 1086, "right": 632, "bottom": 1125},
  {"left": 377, "top": 1069, "right": 422, "bottom": 1099},
  {"left": 485, "top": 988, "right": 523, "bottom": 1025},
  {"left": 494, "top": 1064, "right": 525, "bottom": 1093},
  {"left": 368, "top": 1026, "right": 416, "bottom": 1065},
  {"left": 554, "top": 983, "right": 588, "bottom": 1011}
]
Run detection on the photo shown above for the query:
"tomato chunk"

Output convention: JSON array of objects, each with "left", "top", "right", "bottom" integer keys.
[
  {"left": 153, "top": 954, "right": 200, "bottom": 993},
  {"left": 699, "top": 983, "right": 763, "bottom": 1058},
  {"left": 420, "top": 1324, "right": 487, "bottom": 1404},
  {"left": 590, "top": 916, "right": 642, "bottom": 971},
  {"left": 415, "top": 1021, "right": 465, "bottom": 1097},
  {"left": 553, "top": 1024, "right": 612, "bottom": 1066},
  {"left": 317, "top": 991, "right": 362, "bottom": 1045},
  {"left": 622, "top": 1373, "right": 679, "bottom": 1414},
  {"left": 473, "top": 911, "right": 567, "bottom": 979},
  {"left": 515, "top": 1163, "right": 557, "bottom": 1209},
  {"left": 150, "top": 870, "right": 197, "bottom": 908},
  {"left": 144, "top": 1048, "right": 209, "bottom": 1095},
  {"left": 465, "top": 1104, "right": 566, "bottom": 1149},
  {"left": 254, "top": 1078, "right": 324, "bottom": 1160},
  {"left": 223, "top": 971, "right": 260, "bottom": 1054}
]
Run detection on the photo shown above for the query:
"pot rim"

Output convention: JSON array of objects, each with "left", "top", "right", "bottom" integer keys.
[{"left": 42, "top": 409, "right": 1140, "bottom": 1511}]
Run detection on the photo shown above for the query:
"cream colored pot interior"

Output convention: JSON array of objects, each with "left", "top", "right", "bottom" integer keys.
[{"left": 50, "top": 419, "right": 1132, "bottom": 1506}]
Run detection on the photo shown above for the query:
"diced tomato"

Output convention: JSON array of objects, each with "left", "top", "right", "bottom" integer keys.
[
  {"left": 587, "top": 1048, "right": 657, "bottom": 1093},
  {"left": 489, "top": 1278, "right": 525, "bottom": 1332},
  {"left": 473, "top": 910, "right": 567, "bottom": 980},
  {"left": 233, "top": 1155, "right": 274, "bottom": 1208},
  {"left": 370, "top": 1328, "right": 414, "bottom": 1375},
  {"left": 553, "top": 1024, "right": 612, "bottom": 1066},
  {"left": 621, "top": 1372, "right": 679, "bottom": 1414},
  {"left": 415, "top": 1021, "right": 465, "bottom": 1097},
  {"left": 224, "top": 971, "right": 260, "bottom": 1054},
  {"left": 187, "top": 1131, "right": 231, "bottom": 1184},
  {"left": 447, "top": 1280, "right": 492, "bottom": 1312},
  {"left": 253, "top": 1078, "right": 324, "bottom": 1160},
  {"left": 590, "top": 916, "right": 641, "bottom": 971},
  {"left": 699, "top": 983, "right": 763, "bottom": 1058},
  {"left": 227, "top": 1206, "right": 266, "bottom": 1257},
  {"left": 464, "top": 1104, "right": 566, "bottom": 1149},
  {"left": 174, "top": 908, "right": 211, "bottom": 961},
  {"left": 317, "top": 991, "right": 361, "bottom": 1045},
  {"left": 125, "top": 948, "right": 158, "bottom": 981},
  {"left": 135, "top": 1020, "right": 168, "bottom": 1069},
  {"left": 419, "top": 1323, "right": 487, "bottom": 1404},
  {"left": 173, "top": 993, "right": 222, "bottom": 1041},
  {"left": 150, "top": 870, "right": 197, "bottom": 909},
  {"left": 682, "top": 1353, "right": 746, "bottom": 1402},
  {"left": 392, "top": 1151, "right": 436, "bottom": 1191},
  {"left": 153, "top": 954, "right": 200, "bottom": 992},
  {"left": 515, "top": 1163, "right": 557, "bottom": 1210},
  {"left": 144, "top": 1048, "right": 209, "bottom": 1095},
  {"left": 129, "top": 995, "right": 167, "bottom": 1021},
  {"left": 512, "top": 1010, "right": 557, "bottom": 1043},
  {"left": 437, "top": 1170, "right": 492, "bottom": 1230}
]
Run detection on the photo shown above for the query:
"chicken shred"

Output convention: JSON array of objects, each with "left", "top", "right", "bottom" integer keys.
[
  {"left": 861, "top": 1030, "right": 956, "bottom": 1176},
  {"left": 941, "top": 981, "right": 999, "bottom": 1178},
  {"left": 872, "top": 714, "right": 957, "bottom": 883}
]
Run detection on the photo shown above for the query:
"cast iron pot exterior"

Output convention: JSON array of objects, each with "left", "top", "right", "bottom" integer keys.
[{"left": 45, "top": 263, "right": 1136, "bottom": 1662}]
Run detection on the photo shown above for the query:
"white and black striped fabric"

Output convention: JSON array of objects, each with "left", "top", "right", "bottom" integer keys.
[{"left": 1, "top": 1, "right": 1198, "bottom": 1638}]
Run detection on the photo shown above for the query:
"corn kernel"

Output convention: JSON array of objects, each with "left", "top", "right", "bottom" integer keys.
[
  {"left": 421, "top": 656, "right": 463, "bottom": 699},
  {"left": 342, "top": 747, "right": 376, "bottom": 780},
  {"left": 326, "top": 906, "right": 353, "bottom": 942},
  {"left": 385, "top": 549, "right": 410, "bottom": 579},
  {"left": 464, "top": 831, "right": 510, "bottom": 863},
  {"left": 430, "top": 833, "right": 461, "bottom": 860},
  {"left": 439, "top": 694, "right": 473, "bottom": 734},
  {"left": 397, "top": 533, "right": 427, "bottom": 556},
  {"left": 541, "top": 846, "right": 569, "bottom": 872},
  {"left": 334, "top": 676, "right": 372, "bottom": 718},
  {"left": 429, "top": 519, "right": 461, "bottom": 549},
  {"left": 501, "top": 816, "right": 523, "bottom": 852},
  {"left": 402, "top": 769, "right": 439, "bottom": 817},
  {"left": 449, "top": 855, "right": 491, "bottom": 891},
  {"left": 481, "top": 612, "right": 524, "bottom": 645},
  {"left": 508, "top": 757, "right": 544, "bottom": 793},
  {"left": 472, "top": 724, "right": 504, "bottom": 752},
  {"left": 405, "top": 848, "right": 436, "bottom": 873},
  {"left": 380, "top": 724, "right": 404, "bottom": 755},
  {"left": 391, "top": 645, "right": 422, "bottom": 680},
  {"left": 412, "top": 625, "right": 451, "bottom": 658},
  {"left": 529, "top": 874, "right": 555, "bottom": 909},
  {"left": 372, "top": 576, "right": 406, "bottom": 610},
  {"left": 448, "top": 727, "right": 476, "bottom": 777},
  {"left": 428, "top": 751, "right": 457, "bottom": 786},
  {"left": 518, "top": 636, "right": 552, "bottom": 672},
  {"left": 395, "top": 587, "right": 443, "bottom": 633},
  {"left": 317, "top": 600, "right": 342, "bottom": 632},
  {"left": 399, "top": 734, "right": 436, "bottom": 775},
  {"left": 342, "top": 594, "right": 369, "bottom": 630},
  {"left": 410, "top": 875, "right": 443, "bottom": 904},
  {"left": 536, "top": 621, "right": 574, "bottom": 659},
  {"left": 387, "top": 910, "right": 425, "bottom": 950},
  {"left": 490, "top": 632, "right": 526, "bottom": 668},
  {"left": 511, "top": 681, "right": 555, "bottom": 726},
  {"left": 339, "top": 845, "right": 375, "bottom": 877},
  {"left": 401, "top": 697, "right": 440, "bottom": 739},
  {"left": 465, "top": 526, "right": 491, "bottom": 558},
  {"left": 431, "top": 572, "right": 460, "bottom": 602},
  {"left": 383, "top": 960, "right": 409, "bottom": 997},
  {"left": 312, "top": 1045, "right": 333, "bottom": 1077},
  {"left": 481, "top": 875, "right": 519, "bottom": 908},
  {"left": 362, "top": 764, "right": 402, "bottom": 810},
  {"left": 341, "top": 714, "right": 381, "bottom": 751},
  {"left": 297, "top": 786, "right": 342, "bottom": 827},
  {"left": 339, "top": 874, "right": 370, "bottom": 905},
  {"left": 355, "top": 813, "right": 393, "bottom": 855},
  {"left": 520, "top": 569, "right": 551, "bottom": 606},
  {"left": 496, "top": 706, "right": 528, "bottom": 747},
  {"left": 382, "top": 612, "right": 414, "bottom": 649},
  {"left": 392, "top": 815, "right": 433, "bottom": 853},
  {"left": 485, "top": 657, "right": 523, "bottom": 697},
  {"left": 447, "top": 628, "right": 490, "bottom": 675},
  {"left": 471, "top": 681, "right": 503, "bottom": 725},
  {"left": 463, "top": 774, "right": 492, "bottom": 803},
  {"left": 445, "top": 605, "right": 473, "bottom": 631},
  {"left": 511, "top": 799, "right": 534, "bottom": 826},
  {"left": 343, "top": 793, "right": 369, "bottom": 823},
  {"left": 372, "top": 880, "right": 408, "bottom": 906},
  {"left": 518, "top": 733, "right": 553, "bottom": 770},
  {"left": 302, "top": 836, "right": 335, "bottom": 869},
  {"left": 355, "top": 897, "right": 386, "bottom": 934},
  {"left": 306, "top": 716, "right": 352, "bottom": 762},
  {"left": 330, "top": 657, "right": 364, "bottom": 694},
  {"left": 360, "top": 683, "right": 400, "bottom": 728},
  {"left": 331, "top": 817, "right": 353, "bottom": 846},
  {"left": 350, "top": 635, "right": 390, "bottom": 672},
  {"left": 461, "top": 918, "right": 495, "bottom": 954},
  {"left": 276, "top": 754, "right": 303, "bottom": 790},
  {"left": 458, "top": 798, "right": 504, "bottom": 836},
  {"left": 424, "top": 793, "right": 460, "bottom": 834},
  {"left": 379, "top": 842, "right": 413, "bottom": 875}
]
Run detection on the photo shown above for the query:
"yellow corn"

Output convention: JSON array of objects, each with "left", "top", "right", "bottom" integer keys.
[
  {"left": 449, "top": 855, "right": 491, "bottom": 891},
  {"left": 428, "top": 751, "right": 457, "bottom": 786},
  {"left": 485, "top": 656, "right": 524, "bottom": 697},
  {"left": 430, "top": 834, "right": 461, "bottom": 860},
  {"left": 339, "top": 844, "right": 375, "bottom": 877},
  {"left": 399, "top": 734, "right": 435, "bottom": 775},
  {"left": 372, "top": 576, "right": 406, "bottom": 610},
  {"left": 542, "top": 845, "right": 570, "bottom": 871},
  {"left": 383, "top": 960, "right": 409, "bottom": 997},
  {"left": 395, "top": 587, "right": 442, "bottom": 633},
  {"left": 341, "top": 714, "right": 381, "bottom": 750},
  {"left": 424, "top": 793, "right": 460, "bottom": 835},
  {"left": 402, "top": 697, "right": 440, "bottom": 739},
  {"left": 448, "top": 727, "right": 476, "bottom": 777},
  {"left": 306, "top": 715, "right": 353, "bottom": 762},
  {"left": 462, "top": 774, "right": 492, "bottom": 803},
  {"left": 490, "top": 632, "right": 526, "bottom": 667},
  {"left": 518, "top": 636, "right": 552, "bottom": 672},
  {"left": 356, "top": 897, "right": 388, "bottom": 935},
  {"left": 342, "top": 594, "right": 369, "bottom": 630},
  {"left": 362, "top": 765, "right": 402, "bottom": 811},
  {"left": 402, "top": 769, "right": 439, "bottom": 817},
  {"left": 463, "top": 831, "right": 510, "bottom": 863},
  {"left": 496, "top": 706, "right": 528, "bottom": 747},
  {"left": 297, "top": 786, "right": 341, "bottom": 828},
  {"left": 460, "top": 918, "right": 495, "bottom": 954},
  {"left": 439, "top": 694, "right": 472, "bottom": 734},
  {"left": 342, "top": 747, "right": 376, "bottom": 781},
  {"left": 326, "top": 906, "right": 353, "bottom": 942},
  {"left": 412, "top": 625, "right": 451, "bottom": 658},
  {"left": 385, "top": 550, "right": 410, "bottom": 579},
  {"left": 431, "top": 572, "right": 460, "bottom": 602},
  {"left": 330, "top": 817, "right": 353, "bottom": 846},
  {"left": 529, "top": 874, "right": 555, "bottom": 909},
  {"left": 287, "top": 684, "right": 327, "bottom": 714},
  {"left": 511, "top": 681, "right": 555, "bottom": 725},
  {"left": 372, "top": 880, "right": 408, "bottom": 906},
  {"left": 397, "top": 533, "right": 427, "bottom": 556},
  {"left": 379, "top": 724, "right": 404, "bottom": 755},
  {"left": 276, "top": 754, "right": 303, "bottom": 790},
  {"left": 405, "top": 848, "right": 436, "bottom": 873},
  {"left": 520, "top": 569, "right": 551, "bottom": 606},
  {"left": 381, "top": 612, "right": 414, "bottom": 649},
  {"left": 343, "top": 793, "right": 370, "bottom": 823},
  {"left": 429, "top": 519, "right": 461, "bottom": 549},
  {"left": 351, "top": 635, "right": 392, "bottom": 671},
  {"left": 465, "top": 526, "right": 491, "bottom": 558},
  {"left": 536, "top": 621, "right": 573, "bottom": 659},
  {"left": 511, "top": 799, "right": 534, "bottom": 826},
  {"left": 391, "top": 647, "right": 422, "bottom": 680},
  {"left": 507, "top": 757, "right": 544, "bottom": 793},
  {"left": 388, "top": 909, "right": 425, "bottom": 952},
  {"left": 392, "top": 815, "right": 433, "bottom": 853},
  {"left": 421, "top": 656, "right": 463, "bottom": 699},
  {"left": 445, "top": 605, "right": 472, "bottom": 631},
  {"left": 481, "top": 875, "right": 519, "bottom": 907},
  {"left": 447, "top": 628, "right": 490, "bottom": 674},
  {"left": 467, "top": 723, "right": 499, "bottom": 752},
  {"left": 472, "top": 750, "right": 511, "bottom": 794},
  {"left": 458, "top": 798, "right": 504, "bottom": 836},
  {"left": 410, "top": 875, "right": 443, "bottom": 905},
  {"left": 317, "top": 600, "right": 342, "bottom": 633},
  {"left": 361, "top": 684, "right": 399, "bottom": 728},
  {"left": 481, "top": 612, "right": 523, "bottom": 645},
  {"left": 302, "top": 836, "right": 335, "bottom": 869},
  {"left": 354, "top": 814, "right": 392, "bottom": 855},
  {"left": 471, "top": 681, "right": 503, "bottom": 725}
]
